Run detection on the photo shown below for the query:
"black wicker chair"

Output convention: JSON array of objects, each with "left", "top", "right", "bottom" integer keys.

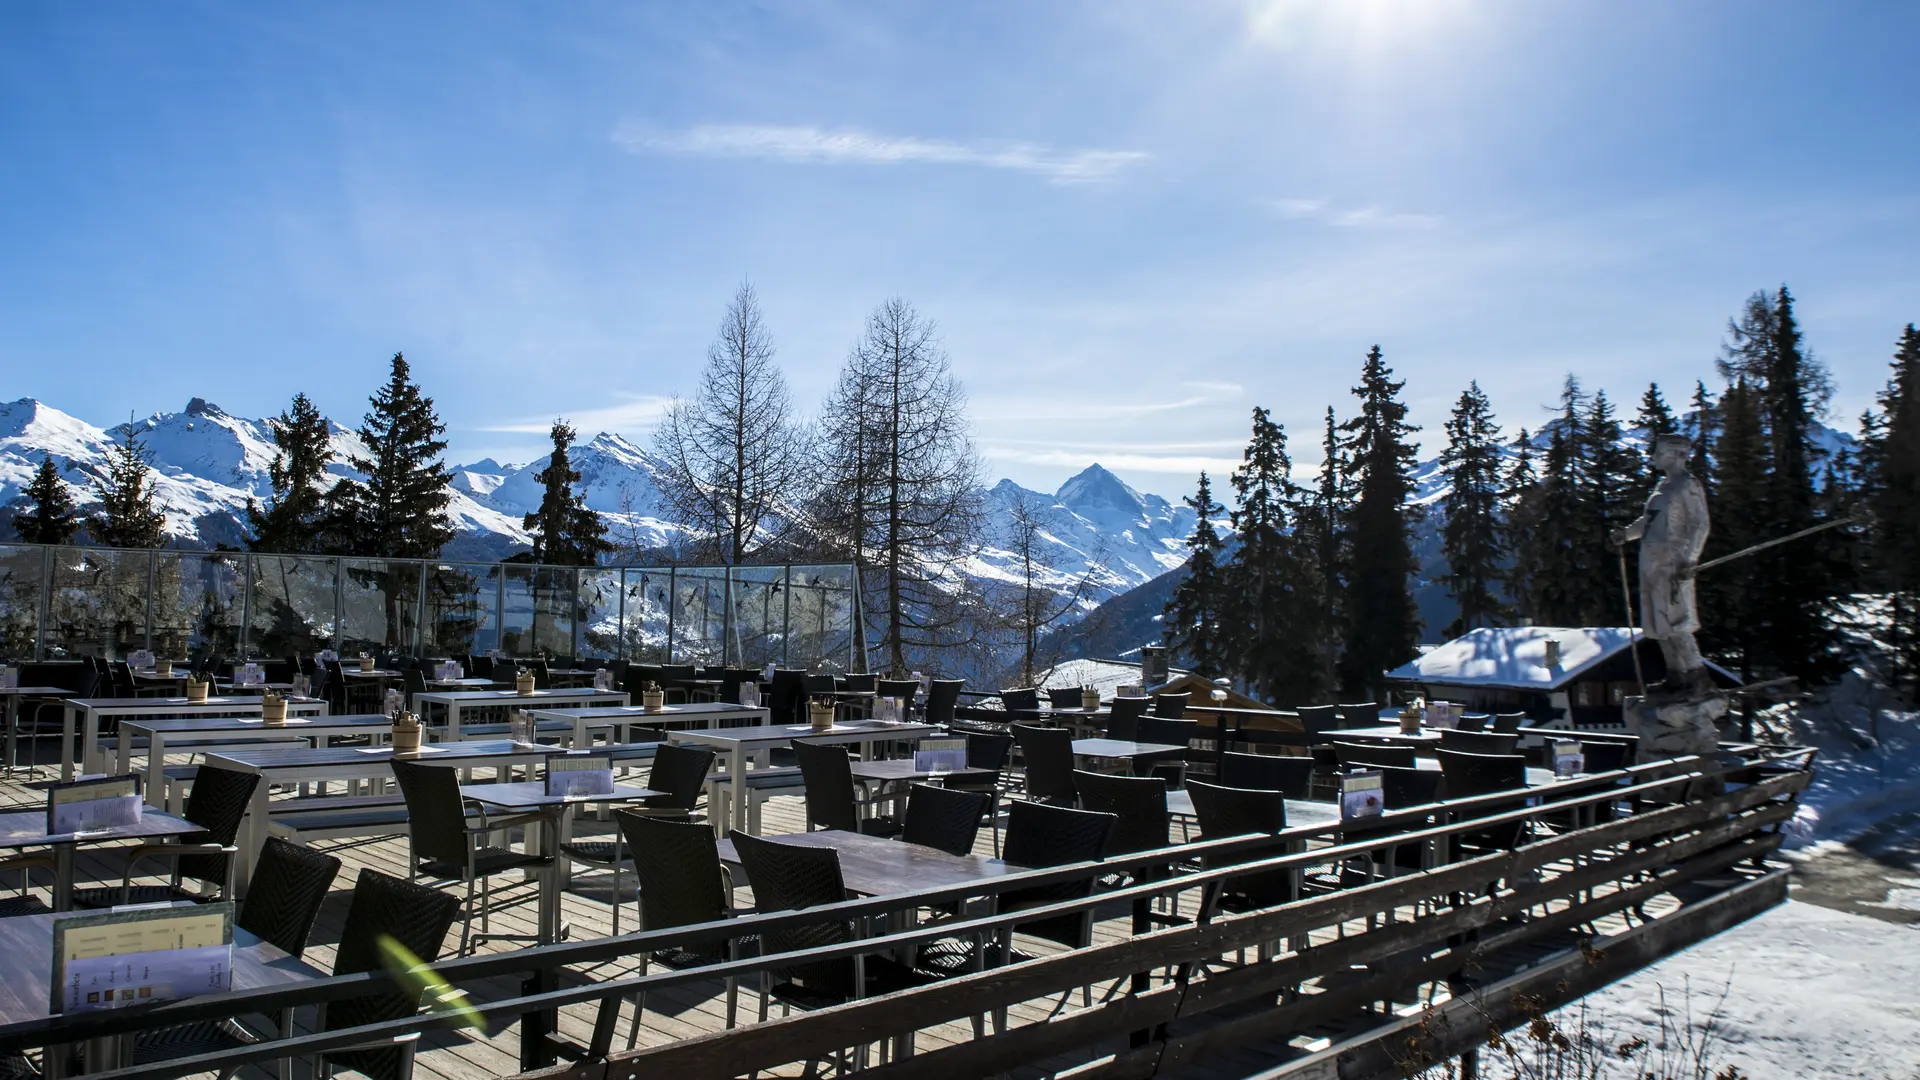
[
  {"left": 900, "top": 783, "right": 990, "bottom": 857},
  {"left": 1046, "top": 687, "right": 1083, "bottom": 710},
  {"left": 793, "top": 739, "right": 899, "bottom": 836},
  {"left": 1491, "top": 712, "right": 1528, "bottom": 734},
  {"left": 1103, "top": 697, "right": 1150, "bottom": 741},
  {"left": 72, "top": 764, "right": 259, "bottom": 908},
  {"left": 635, "top": 742, "right": 716, "bottom": 817},
  {"left": 390, "top": 759, "right": 550, "bottom": 955},
  {"left": 1151, "top": 692, "right": 1188, "bottom": 718},
  {"left": 1219, "top": 752, "right": 1315, "bottom": 798},
  {"left": 1134, "top": 716, "right": 1198, "bottom": 788},
  {"left": 876, "top": 678, "right": 920, "bottom": 714},
  {"left": 1332, "top": 741, "right": 1418, "bottom": 770},
  {"left": 320, "top": 869, "right": 462, "bottom": 1080},
  {"left": 1070, "top": 770, "right": 1168, "bottom": 857},
  {"left": 938, "top": 732, "right": 1010, "bottom": 854},
  {"left": 1435, "top": 749, "right": 1532, "bottom": 857},
  {"left": 1456, "top": 712, "right": 1491, "bottom": 732},
  {"left": 617, "top": 813, "right": 744, "bottom": 1045},
  {"left": 1011, "top": 724, "right": 1076, "bottom": 805},
  {"left": 732, "top": 830, "right": 930, "bottom": 1070},
  {"left": 129, "top": 839, "right": 343, "bottom": 1070},
  {"left": 1296, "top": 704, "right": 1343, "bottom": 744},
  {"left": 924, "top": 679, "right": 965, "bottom": 726},
  {"left": 1439, "top": 729, "right": 1520, "bottom": 755},
  {"left": 999, "top": 687, "right": 1041, "bottom": 721},
  {"left": 1184, "top": 780, "right": 1295, "bottom": 911}
]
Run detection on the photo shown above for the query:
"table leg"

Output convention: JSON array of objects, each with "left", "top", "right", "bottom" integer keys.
[
  {"left": 53, "top": 845, "right": 74, "bottom": 911},
  {"left": 143, "top": 732, "right": 166, "bottom": 808},
  {"left": 3, "top": 697, "right": 16, "bottom": 779},
  {"left": 724, "top": 745, "right": 746, "bottom": 837},
  {"left": 61, "top": 704, "right": 78, "bottom": 781},
  {"left": 81, "top": 709, "right": 101, "bottom": 776},
  {"left": 234, "top": 776, "right": 271, "bottom": 897}
]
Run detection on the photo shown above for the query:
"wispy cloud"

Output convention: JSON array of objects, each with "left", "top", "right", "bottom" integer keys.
[
  {"left": 1273, "top": 197, "right": 1442, "bottom": 229},
  {"left": 975, "top": 382, "right": 1243, "bottom": 423},
  {"left": 615, "top": 123, "right": 1149, "bottom": 185},
  {"left": 477, "top": 394, "right": 673, "bottom": 436},
  {"left": 983, "top": 444, "right": 1242, "bottom": 476}
]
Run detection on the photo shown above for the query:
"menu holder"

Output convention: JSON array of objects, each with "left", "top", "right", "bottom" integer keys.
[
  {"left": 592, "top": 669, "right": 614, "bottom": 691},
  {"left": 738, "top": 682, "right": 760, "bottom": 708},
  {"left": 127, "top": 649, "right": 156, "bottom": 671},
  {"left": 1341, "top": 770, "right": 1384, "bottom": 821},
  {"left": 547, "top": 752, "right": 616, "bottom": 797},
  {"left": 47, "top": 775, "right": 143, "bottom": 836},
  {"left": 0, "top": 665, "right": 16, "bottom": 689},
  {"left": 1423, "top": 701, "right": 1459, "bottom": 730},
  {"left": 383, "top": 689, "right": 405, "bottom": 717},
  {"left": 316, "top": 649, "right": 338, "bottom": 663},
  {"left": 236, "top": 663, "right": 263, "bottom": 687},
  {"left": 52, "top": 902, "right": 234, "bottom": 1014},
  {"left": 508, "top": 710, "right": 537, "bottom": 746},
  {"left": 1553, "top": 739, "right": 1586, "bottom": 777},
  {"left": 913, "top": 737, "right": 969, "bottom": 775},
  {"left": 290, "top": 674, "right": 312, "bottom": 698}
]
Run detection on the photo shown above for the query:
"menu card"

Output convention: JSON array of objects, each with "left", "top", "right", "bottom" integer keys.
[
  {"left": 290, "top": 674, "right": 312, "bottom": 698},
  {"left": 383, "top": 689, "right": 405, "bottom": 717},
  {"left": 913, "top": 737, "right": 968, "bottom": 774},
  {"left": 127, "top": 650, "right": 155, "bottom": 671},
  {"left": 47, "top": 775, "right": 143, "bottom": 836},
  {"left": 1553, "top": 739, "right": 1586, "bottom": 777},
  {"left": 236, "top": 662, "right": 263, "bottom": 687},
  {"left": 0, "top": 666, "right": 16, "bottom": 689},
  {"left": 738, "top": 681, "right": 760, "bottom": 708},
  {"left": 436, "top": 661, "right": 463, "bottom": 681},
  {"left": 593, "top": 669, "right": 614, "bottom": 691},
  {"left": 52, "top": 903, "right": 234, "bottom": 1014},
  {"left": 547, "top": 753, "right": 616, "bottom": 797},
  {"left": 1341, "top": 770, "right": 1384, "bottom": 821}
]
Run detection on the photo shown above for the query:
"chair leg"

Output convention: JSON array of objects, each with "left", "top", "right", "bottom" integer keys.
[
  {"left": 625, "top": 955, "right": 650, "bottom": 1050},
  {"left": 459, "top": 877, "right": 477, "bottom": 955}
]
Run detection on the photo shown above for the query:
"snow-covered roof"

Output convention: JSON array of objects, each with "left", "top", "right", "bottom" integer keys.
[
  {"left": 1387, "top": 626, "right": 1647, "bottom": 691},
  {"left": 1035, "top": 657, "right": 1188, "bottom": 698}
]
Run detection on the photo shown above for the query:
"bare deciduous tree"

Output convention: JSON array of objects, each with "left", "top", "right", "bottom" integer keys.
[
  {"left": 813, "top": 298, "right": 984, "bottom": 674},
  {"left": 1002, "top": 499, "right": 1100, "bottom": 684},
  {"left": 652, "top": 282, "right": 809, "bottom": 564}
]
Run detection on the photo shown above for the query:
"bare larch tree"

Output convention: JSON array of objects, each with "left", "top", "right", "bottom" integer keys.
[
  {"left": 651, "top": 282, "right": 809, "bottom": 564},
  {"left": 814, "top": 298, "right": 984, "bottom": 675}
]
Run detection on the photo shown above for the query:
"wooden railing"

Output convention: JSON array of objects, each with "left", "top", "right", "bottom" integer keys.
[{"left": 0, "top": 749, "right": 1811, "bottom": 1080}]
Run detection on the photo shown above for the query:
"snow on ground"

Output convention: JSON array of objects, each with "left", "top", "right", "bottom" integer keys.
[{"left": 1571, "top": 900, "right": 1920, "bottom": 1080}]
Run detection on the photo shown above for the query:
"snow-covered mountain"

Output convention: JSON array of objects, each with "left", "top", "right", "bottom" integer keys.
[{"left": 0, "top": 398, "right": 1189, "bottom": 605}]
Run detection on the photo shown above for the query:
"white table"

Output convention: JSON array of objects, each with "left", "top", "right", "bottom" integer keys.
[
  {"left": 413, "top": 688, "right": 629, "bottom": 738},
  {"left": 525, "top": 701, "right": 768, "bottom": 748},
  {"left": 459, "top": 780, "right": 662, "bottom": 941},
  {"left": 116, "top": 713, "right": 397, "bottom": 807},
  {"left": 205, "top": 738, "right": 565, "bottom": 890},
  {"left": 670, "top": 719, "right": 939, "bottom": 835},
  {"left": 60, "top": 695, "right": 329, "bottom": 780}
]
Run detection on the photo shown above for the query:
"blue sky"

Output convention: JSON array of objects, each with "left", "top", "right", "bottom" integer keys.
[{"left": 4, "top": 1, "right": 1917, "bottom": 496}]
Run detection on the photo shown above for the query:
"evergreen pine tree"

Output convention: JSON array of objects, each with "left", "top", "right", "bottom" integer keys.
[
  {"left": 1700, "top": 378, "right": 1769, "bottom": 678},
  {"left": 1581, "top": 389, "right": 1641, "bottom": 625},
  {"left": 1337, "top": 347, "right": 1421, "bottom": 699},
  {"left": 1305, "top": 406, "right": 1350, "bottom": 672},
  {"left": 1687, "top": 380, "right": 1717, "bottom": 483},
  {"left": 1756, "top": 286, "right": 1840, "bottom": 679},
  {"left": 523, "top": 419, "right": 611, "bottom": 566},
  {"left": 246, "top": 392, "right": 334, "bottom": 554},
  {"left": 1861, "top": 325, "right": 1920, "bottom": 693},
  {"left": 1501, "top": 429, "right": 1545, "bottom": 621},
  {"left": 1530, "top": 379, "right": 1589, "bottom": 625},
  {"left": 1225, "top": 408, "right": 1325, "bottom": 704},
  {"left": 88, "top": 419, "right": 168, "bottom": 548},
  {"left": 12, "top": 457, "right": 79, "bottom": 545},
  {"left": 1636, "top": 383, "right": 1678, "bottom": 440},
  {"left": 326, "top": 353, "right": 455, "bottom": 559},
  {"left": 1438, "top": 381, "right": 1506, "bottom": 634},
  {"left": 1162, "top": 472, "right": 1230, "bottom": 676}
]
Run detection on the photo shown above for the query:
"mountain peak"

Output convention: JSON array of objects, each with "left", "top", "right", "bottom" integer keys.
[{"left": 1056, "top": 464, "right": 1144, "bottom": 516}]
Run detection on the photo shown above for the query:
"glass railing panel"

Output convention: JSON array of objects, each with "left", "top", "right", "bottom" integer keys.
[
  {"left": 44, "top": 545, "right": 150, "bottom": 660},
  {"left": 729, "top": 565, "right": 788, "bottom": 671},
  {"left": 620, "top": 568, "right": 670, "bottom": 662},
  {"left": 671, "top": 566, "right": 727, "bottom": 665},
  {"left": 0, "top": 545, "right": 46, "bottom": 662},
  {"left": 785, "top": 564, "right": 855, "bottom": 673},
  {"left": 249, "top": 554, "right": 338, "bottom": 659},
  {"left": 425, "top": 562, "right": 495, "bottom": 659},
  {"left": 578, "top": 567, "right": 622, "bottom": 659},
  {"left": 340, "top": 559, "right": 421, "bottom": 657},
  {"left": 152, "top": 551, "right": 244, "bottom": 662}
]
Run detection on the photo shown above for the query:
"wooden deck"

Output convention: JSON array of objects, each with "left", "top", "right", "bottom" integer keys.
[{"left": 0, "top": 740, "right": 1801, "bottom": 1080}]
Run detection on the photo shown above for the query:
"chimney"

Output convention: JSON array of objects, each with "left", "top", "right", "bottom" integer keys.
[{"left": 1543, "top": 639, "right": 1562, "bottom": 668}]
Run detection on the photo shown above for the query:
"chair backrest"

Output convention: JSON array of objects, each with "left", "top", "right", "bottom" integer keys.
[
  {"left": 965, "top": 730, "right": 1014, "bottom": 770},
  {"left": 804, "top": 673, "right": 838, "bottom": 695},
  {"left": 1219, "top": 752, "right": 1315, "bottom": 799},
  {"left": 1296, "top": 704, "right": 1342, "bottom": 741},
  {"left": 1046, "top": 687, "right": 1083, "bottom": 710},
  {"left": 1456, "top": 712, "right": 1491, "bottom": 732},
  {"left": 404, "top": 667, "right": 428, "bottom": 698},
  {"left": 1439, "top": 729, "right": 1520, "bottom": 755},
  {"left": 1184, "top": 780, "right": 1294, "bottom": 907},
  {"left": 1337, "top": 701, "right": 1381, "bottom": 727},
  {"left": 718, "top": 667, "right": 755, "bottom": 703},
  {"left": 1491, "top": 712, "right": 1528, "bottom": 734},
  {"left": 841, "top": 673, "right": 877, "bottom": 693},
  {"left": 999, "top": 801, "right": 1114, "bottom": 947},
  {"left": 323, "top": 869, "right": 462, "bottom": 1080},
  {"left": 876, "top": 679, "right": 920, "bottom": 709},
  {"left": 729, "top": 831, "right": 853, "bottom": 996},
  {"left": 662, "top": 664, "right": 698, "bottom": 684},
  {"left": 925, "top": 679, "right": 964, "bottom": 725},
  {"left": 900, "top": 783, "right": 991, "bottom": 856},
  {"left": 999, "top": 687, "right": 1040, "bottom": 716},
  {"left": 177, "top": 765, "right": 262, "bottom": 886},
  {"left": 467, "top": 655, "right": 493, "bottom": 680},
  {"left": 792, "top": 739, "right": 860, "bottom": 832},
  {"left": 237, "top": 837, "right": 341, "bottom": 957},
  {"left": 1104, "top": 697, "right": 1150, "bottom": 740},
  {"left": 389, "top": 759, "right": 473, "bottom": 868},
  {"left": 1011, "top": 723, "right": 1076, "bottom": 803},
  {"left": 1579, "top": 740, "right": 1632, "bottom": 772},
  {"left": 1071, "top": 770, "right": 1169, "bottom": 855},
  {"left": 1332, "top": 741, "right": 1418, "bottom": 770},
  {"left": 768, "top": 668, "right": 809, "bottom": 725},
  {"left": 643, "top": 743, "right": 717, "bottom": 813},
  {"left": 1376, "top": 764, "right": 1446, "bottom": 809},
  {"left": 619, "top": 813, "right": 730, "bottom": 933},
  {"left": 1136, "top": 716, "right": 1198, "bottom": 754},
  {"left": 1152, "top": 692, "right": 1188, "bottom": 718},
  {"left": 1435, "top": 750, "right": 1529, "bottom": 797}
]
